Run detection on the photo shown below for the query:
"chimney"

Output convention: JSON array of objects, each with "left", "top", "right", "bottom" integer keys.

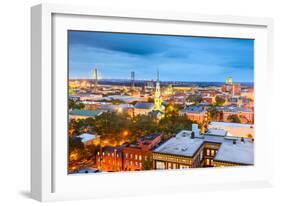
[
  {"left": 192, "top": 124, "right": 200, "bottom": 136},
  {"left": 241, "top": 137, "right": 245, "bottom": 143},
  {"left": 191, "top": 131, "right": 195, "bottom": 139},
  {"left": 233, "top": 139, "right": 237, "bottom": 145}
]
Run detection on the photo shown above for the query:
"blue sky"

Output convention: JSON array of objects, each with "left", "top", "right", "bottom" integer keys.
[{"left": 68, "top": 31, "right": 254, "bottom": 82}]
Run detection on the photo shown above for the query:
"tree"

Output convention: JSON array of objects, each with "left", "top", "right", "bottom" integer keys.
[
  {"left": 186, "top": 94, "right": 202, "bottom": 105},
  {"left": 69, "top": 99, "right": 85, "bottom": 110},
  {"left": 147, "top": 97, "right": 154, "bottom": 103},
  {"left": 143, "top": 158, "right": 153, "bottom": 170},
  {"left": 207, "top": 106, "right": 222, "bottom": 121},
  {"left": 227, "top": 114, "right": 241, "bottom": 123},
  {"left": 164, "top": 102, "right": 179, "bottom": 118},
  {"left": 215, "top": 95, "right": 226, "bottom": 106}
]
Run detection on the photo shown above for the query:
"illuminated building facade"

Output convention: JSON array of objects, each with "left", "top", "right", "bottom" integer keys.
[
  {"left": 179, "top": 106, "right": 207, "bottom": 123},
  {"left": 221, "top": 76, "right": 241, "bottom": 96},
  {"left": 123, "top": 145, "right": 152, "bottom": 171},
  {"left": 154, "top": 70, "right": 163, "bottom": 111},
  {"left": 96, "top": 146, "right": 124, "bottom": 172},
  {"left": 152, "top": 129, "right": 253, "bottom": 170}
]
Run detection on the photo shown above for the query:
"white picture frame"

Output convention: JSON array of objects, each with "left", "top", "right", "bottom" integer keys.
[{"left": 31, "top": 3, "right": 274, "bottom": 202}]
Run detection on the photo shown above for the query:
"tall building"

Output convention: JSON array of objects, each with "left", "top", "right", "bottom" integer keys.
[
  {"left": 226, "top": 76, "right": 233, "bottom": 84},
  {"left": 93, "top": 68, "right": 98, "bottom": 91},
  {"left": 221, "top": 76, "right": 241, "bottom": 96},
  {"left": 131, "top": 71, "right": 135, "bottom": 90},
  {"left": 154, "top": 70, "right": 162, "bottom": 111}
]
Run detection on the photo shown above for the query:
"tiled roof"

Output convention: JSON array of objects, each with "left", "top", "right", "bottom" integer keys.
[
  {"left": 134, "top": 102, "right": 154, "bottom": 109},
  {"left": 70, "top": 109, "right": 103, "bottom": 117}
]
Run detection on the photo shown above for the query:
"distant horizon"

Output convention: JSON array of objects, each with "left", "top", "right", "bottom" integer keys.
[
  {"left": 69, "top": 31, "right": 254, "bottom": 82},
  {"left": 69, "top": 77, "right": 254, "bottom": 84}
]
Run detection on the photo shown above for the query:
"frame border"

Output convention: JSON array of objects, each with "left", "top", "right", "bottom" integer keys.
[{"left": 31, "top": 3, "right": 274, "bottom": 201}]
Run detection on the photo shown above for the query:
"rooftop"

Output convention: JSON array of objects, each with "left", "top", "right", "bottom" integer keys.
[
  {"left": 180, "top": 106, "right": 205, "bottom": 113},
  {"left": 153, "top": 130, "right": 254, "bottom": 165},
  {"left": 209, "top": 121, "right": 254, "bottom": 128},
  {"left": 134, "top": 102, "right": 154, "bottom": 110},
  {"left": 69, "top": 109, "right": 104, "bottom": 117},
  {"left": 205, "top": 128, "right": 227, "bottom": 136},
  {"left": 77, "top": 133, "right": 98, "bottom": 143},
  {"left": 154, "top": 130, "right": 203, "bottom": 157},
  {"left": 223, "top": 106, "right": 253, "bottom": 113},
  {"left": 138, "top": 133, "right": 161, "bottom": 142},
  {"left": 214, "top": 139, "right": 254, "bottom": 165}
]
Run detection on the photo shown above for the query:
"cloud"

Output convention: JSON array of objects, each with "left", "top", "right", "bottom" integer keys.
[{"left": 68, "top": 31, "right": 254, "bottom": 82}]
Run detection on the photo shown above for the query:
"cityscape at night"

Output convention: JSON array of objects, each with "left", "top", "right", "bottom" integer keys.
[{"left": 68, "top": 31, "right": 254, "bottom": 174}]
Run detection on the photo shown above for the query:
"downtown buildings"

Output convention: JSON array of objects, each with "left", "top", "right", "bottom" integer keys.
[
  {"left": 94, "top": 125, "right": 254, "bottom": 172},
  {"left": 69, "top": 72, "right": 255, "bottom": 173}
]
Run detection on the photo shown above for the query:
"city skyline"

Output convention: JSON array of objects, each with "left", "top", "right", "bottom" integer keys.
[{"left": 69, "top": 31, "right": 254, "bottom": 82}]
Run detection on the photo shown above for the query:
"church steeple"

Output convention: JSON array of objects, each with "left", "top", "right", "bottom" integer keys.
[{"left": 154, "top": 69, "right": 162, "bottom": 111}]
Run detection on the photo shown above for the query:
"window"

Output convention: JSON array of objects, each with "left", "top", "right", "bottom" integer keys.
[
  {"left": 200, "top": 150, "right": 203, "bottom": 161},
  {"left": 211, "top": 150, "right": 215, "bottom": 156},
  {"left": 156, "top": 161, "right": 165, "bottom": 170},
  {"left": 130, "top": 154, "right": 133, "bottom": 159},
  {"left": 135, "top": 154, "right": 138, "bottom": 160},
  {"left": 139, "top": 155, "right": 142, "bottom": 161},
  {"left": 130, "top": 161, "right": 133, "bottom": 165},
  {"left": 125, "top": 153, "right": 128, "bottom": 158},
  {"left": 135, "top": 162, "right": 138, "bottom": 166},
  {"left": 206, "top": 159, "right": 210, "bottom": 166},
  {"left": 139, "top": 162, "right": 142, "bottom": 167},
  {"left": 206, "top": 149, "right": 210, "bottom": 156},
  {"left": 179, "top": 164, "right": 189, "bottom": 169},
  {"left": 168, "top": 162, "right": 172, "bottom": 169}
]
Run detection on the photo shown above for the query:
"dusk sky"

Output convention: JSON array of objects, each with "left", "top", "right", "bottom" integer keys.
[{"left": 68, "top": 31, "right": 254, "bottom": 82}]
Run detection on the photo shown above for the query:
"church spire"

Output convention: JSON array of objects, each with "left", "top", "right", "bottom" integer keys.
[{"left": 157, "top": 68, "right": 159, "bottom": 82}]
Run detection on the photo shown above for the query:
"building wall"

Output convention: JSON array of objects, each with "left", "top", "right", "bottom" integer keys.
[
  {"left": 134, "top": 108, "right": 153, "bottom": 116},
  {"left": 123, "top": 148, "right": 151, "bottom": 171},
  {"left": 137, "top": 135, "right": 161, "bottom": 151},
  {"left": 96, "top": 150, "right": 123, "bottom": 172},
  {"left": 208, "top": 124, "right": 254, "bottom": 138},
  {"left": 180, "top": 112, "right": 206, "bottom": 123},
  {"left": 223, "top": 111, "right": 254, "bottom": 124},
  {"left": 152, "top": 153, "right": 192, "bottom": 169}
]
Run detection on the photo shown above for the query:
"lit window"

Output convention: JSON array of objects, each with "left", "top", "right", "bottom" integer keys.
[
  {"left": 206, "top": 159, "right": 210, "bottom": 165},
  {"left": 135, "top": 154, "right": 138, "bottom": 160},
  {"left": 135, "top": 162, "right": 138, "bottom": 166},
  {"left": 139, "top": 155, "right": 142, "bottom": 161},
  {"left": 211, "top": 150, "right": 215, "bottom": 156},
  {"left": 102, "top": 152, "right": 105, "bottom": 156},
  {"left": 125, "top": 153, "right": 128, "bottom": 158},
  {"left": 130, "top": 161, "right": 133, "bottom": 165},
  {"left": 168, "top": 162, "right": 172, "bottom": 169},
  {"left": 206, "top": 149, "right": 210, "bottom": 156},
  {"left": 112, "top": 153, "right": 114, "bottom": 157},
  {"left": 130, "top": 154, "right": 133, "bottom": 159},
  {"left": 156, "top": 161, "right": 165, "bottom": 170},
  {"left": 140, "top": 162, "right": 142, "bottom": 167}
]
